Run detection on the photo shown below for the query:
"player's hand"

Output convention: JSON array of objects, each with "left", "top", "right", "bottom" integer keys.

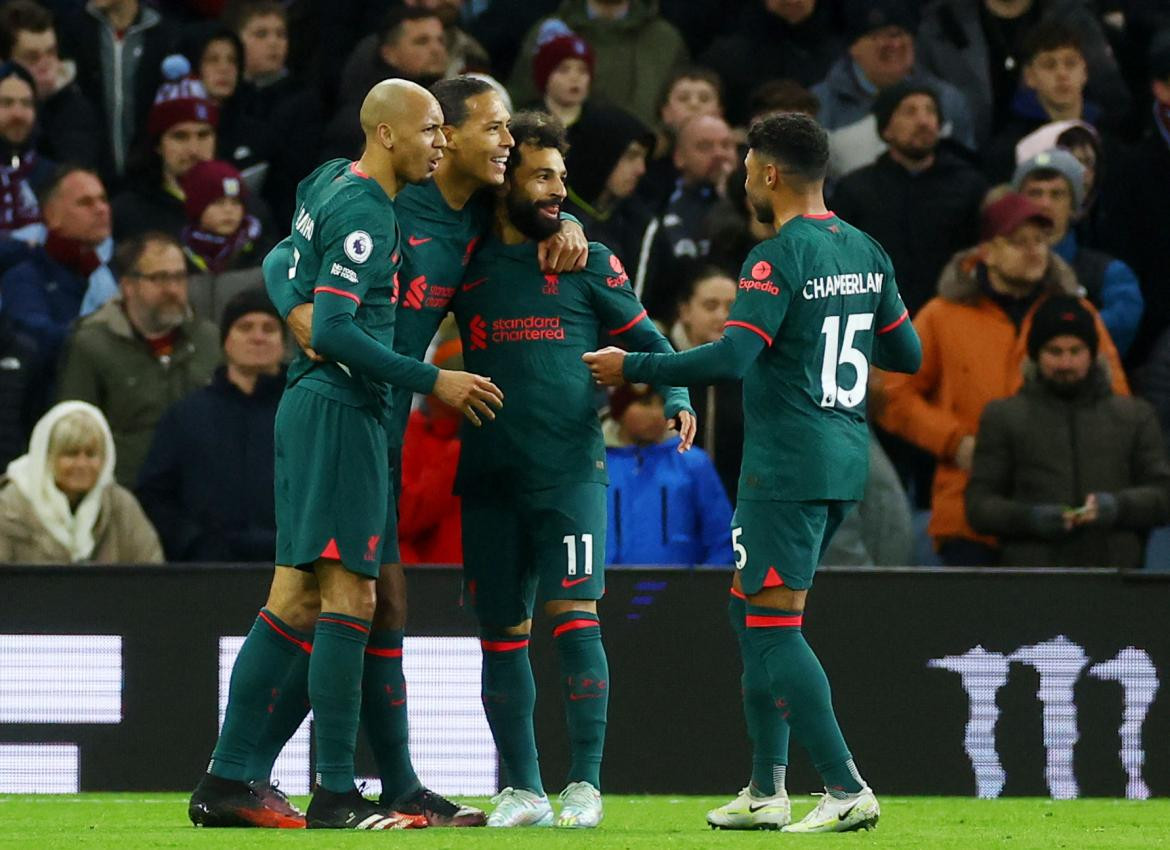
[
  {"left": 954, "top": 435, "right": 976, "bottom": 471},
  {"left": 433, "top": 370, "right": 504, "bottom": 427},
  {"left": 538, "top": 220, "right": 588, "bottom": 273},
  {"left": 582, "top": 346, "right": 626, "bottom": 386},
  {"left": 287, "top": 303, "right": 323, "bottom": 362},
  {"left": 670, "top": 409, "right": 696, "bottom": 452}
]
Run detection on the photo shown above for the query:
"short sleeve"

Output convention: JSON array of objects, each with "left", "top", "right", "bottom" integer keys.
[
  {"left": 873, "top": 250, "right": 910, "bottom": 335},
  {"left": 725, "top": 243, "right": 793, "bottom": 345},
  {"left": 313, "top": 192, "right": 397, "bottom": 305},
  {"left": 583, "top": 245, "right": 649, "bottom": 336}
]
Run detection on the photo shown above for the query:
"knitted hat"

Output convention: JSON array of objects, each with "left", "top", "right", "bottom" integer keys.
[
  {"left": 533, "top": 27, "right": 594, "bottom": 94},
  {"left": 608, "top": 383, "right": 657, "bottom": 421},
  {"left": 1028, "top": 294, "right": 1098, "bottom": 360},
  {"left": 0, "top": 61, "right": 36, "bottom": 96},
  {"left": 872, "top": 81, "right": 941, "bottom": 134},
  {"left": 841, "top": 0, "right": 917, "bottom": 45},
  {"left": 220, "top": 287, "right": 281, "bottom": 344},
  {"left": 1012, "top": 147, "right": 1086, "bottom": 209},
  {"left": 147, "top": 54, "right": 219, "bottom": 138},
  {"left": 980, "top": 192, "right": 1053, "bottom": 241},
  {"left": 180, "top": 159, "right": 247, "bottom": 224}
]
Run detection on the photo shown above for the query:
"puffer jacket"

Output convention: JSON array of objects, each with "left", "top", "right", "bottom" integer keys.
[
  {"left": 966, "top": 362, "right": 1169, "bottom": 568},
  {"left": 876, "top": 249, "right": 1128, "bottom": 547}
]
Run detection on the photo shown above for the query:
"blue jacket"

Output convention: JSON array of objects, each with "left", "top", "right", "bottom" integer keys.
[
  {"left": 1053, "top": 230, "right": 1143, "bottom": 356},
  {"left": 0, "top": 245, "right": 117, "bottom": 364},
  {"left": 135, "top": 366, "right": 284, "bottom": 562},
  {"left": 606, "top": 434, "right": 734, "bottom": 566}
]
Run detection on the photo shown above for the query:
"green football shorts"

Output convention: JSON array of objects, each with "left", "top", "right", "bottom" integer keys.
[
  {"left": 731, "top": 499, "right": 856, "bottom": 593},
  {"left": 274, "top": 383, "right": 399, "bottom": 577},
  {"left": 461, "top": 482, "right": 607, "bottom": 626}
]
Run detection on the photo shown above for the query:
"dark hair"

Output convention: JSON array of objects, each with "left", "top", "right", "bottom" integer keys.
[
  {"left": 380, "top": 7, "right": 442, "bottom": 46},
  {"left": 430, "top": 75, "right": 495, "bottom": 127},
  {"left": 676, "top": 262, "right": 734, "bottom": 305},
  {"left": 747, "top": 78, "right": 820, "bottom": 121},
  {"left": 229, "top": 0, "right": 287, "bottom": 32},
  {"left": 1022, "top": 21, "right": 1085, "bottom": 65},
  {"left": 38, "top": 163, "right": 102, "bottom": 208},
  {"left": 505, "top": 109, "right": 568, "bottom": 179},
  {"left": 186, "top": 25, "right": 243, "bottom": 81},
  {"left": 746, "top": 112, "right": 829, "bottom": 183},
  {"left": 112, "top": 231, "right": 184, "bottom": 280},
  {"left": 659, "top": 65, "right": 724, "bottom": 113},
  {"left": 0, "top": 0, "right": 52, "bottom": 59}
]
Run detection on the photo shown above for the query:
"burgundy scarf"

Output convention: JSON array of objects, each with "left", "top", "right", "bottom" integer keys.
[{"left": 181, "top": 215, "right": 261, "bottom": 274}]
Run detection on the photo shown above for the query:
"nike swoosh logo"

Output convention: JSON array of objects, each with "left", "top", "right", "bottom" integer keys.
[
  {"left": 461, "top": 277, "right": 488, "bottom": 292},
  {"left": 568, "top": 692, "right": 602, "bottom": 700},
  {"left": 390, "top": 699, "right": 406, "bottom": 707},
  {"left": 837, "top": 803, "right": 858, "bottom": 821},
  {"left": 749, "top": 802, "right": 775, "bottom": 812},
  {"left": 561, "top": 575, "right": 590, "bottom": 588},
  {"left": 407, "top": 235, "right": 432, "bottom": 246}
]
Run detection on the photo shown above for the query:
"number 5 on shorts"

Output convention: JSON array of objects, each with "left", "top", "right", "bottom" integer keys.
[{"left": 732, "top": 527, "right": 746, "bottom": 570}]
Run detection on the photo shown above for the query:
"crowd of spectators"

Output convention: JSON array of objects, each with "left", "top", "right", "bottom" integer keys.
[{"left": 1, "top": 0, "right": 1169, "bottom": 569}]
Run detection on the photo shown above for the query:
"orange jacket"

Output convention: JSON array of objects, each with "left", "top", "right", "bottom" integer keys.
[
  {"left": 876, "top": 249, "right": 1129, "bottom": 546},
  {"left": 399, "top": 409, "right": 462, "bottom": 565}
]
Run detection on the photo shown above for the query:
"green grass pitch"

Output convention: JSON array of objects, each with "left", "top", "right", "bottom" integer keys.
[{"left": 1, "top": 795, "right": 1168, "bottom": 849}]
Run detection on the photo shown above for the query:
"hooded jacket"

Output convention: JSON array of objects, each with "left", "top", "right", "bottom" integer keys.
[
  {"left": 967, "top": 360, "right": 1169, "bottom": 568},
  {"left": 876, "top": 248, "right": 1129, "bottom": 546},
  {"left": 56, "top": 296, "right": 220, "bottom": 486},
  {"left": 508, "top": 0, "right": 688, "bottom": 126},
  {"left": 0, "top": 400, "right": 161, "bottom": 563}
]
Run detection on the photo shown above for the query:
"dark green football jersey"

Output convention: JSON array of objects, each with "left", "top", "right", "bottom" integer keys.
[
  {"left": 729, "top": 214, "right": 908, "bottom": 501},
  {"left": 388, "top": 180, "right": 491, "bottom": 450},
  {"left": 452, "top": 240, "right": 660, "bottom": 494},
  {"left": 284, "top": 158, "right": 402, "bottom": 417}
]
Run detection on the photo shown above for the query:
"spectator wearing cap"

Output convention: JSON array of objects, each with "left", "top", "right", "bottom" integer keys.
[
  {"left": 917, "top": 0, "right": 1130, "bottom": 149},
  {"left": 876, "top": 192, "right": 1128, "bottom": 565},
  {"left": 983, "top": 21, "right": 1111, "bottom": 183},
  {"left": 509, "top": 4, "right": 689, "bottom": 128},
  {"left": 812, "top": 0, "right": 976, "bottom": 180},
  {"left": 637, "top": 113, "right": 737, "bottom": 323},
  {"left": 561, "top": 103, "right": 656, "bottom": 282},
  {"left": 533, "top": 26, "right": 594, "bottom": 130},
  {"left": 0, "top": 0, "right": 103, "bottom": 170},
  {"left": 967, "top": 295, "right": 1170, "bottom": 568},
  {"left": 603, "top": 381, "right": 733, "bottom": 566},
  {"left": 135, "top": 287, "right": 283, "bottom": 562},
  {"left": 699, "top": 0, "right": 841, "bottom": 127},
  {"left": 59, "top": 0, "right": 176, "bottom": 182},
  {"left": 57, "top": 231, "right": 220, "bottom": 487},
  {"left": 0, "top": 166, "right": 116, "bottom": 403},
  {"left": 399, "top": 332, "right": 464, "bottom": 565},
  {"left": 0, "top": 62, "right": 52, "bottom": 235},
  {"left": 1104, "top": 30, "right": 1170, "bottom": 367},
  {"left": 831, "top": 82, "right": 987, "bottom": 317},
  {"left": 1014, "top": 147, "right": 1143, "bottom": 356}
]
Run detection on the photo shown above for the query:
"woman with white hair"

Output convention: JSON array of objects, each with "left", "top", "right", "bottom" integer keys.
[{"left": 0, "top": 401, "right": 162, "bottom": 563}]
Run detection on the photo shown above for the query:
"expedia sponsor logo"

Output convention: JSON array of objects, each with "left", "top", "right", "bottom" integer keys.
[
  {"left": 490, "top": 315, "right": 565, "bottom": 343},
  {"left": 330, "top": 262, "right": 358, "bottom": 283},
  {"left": 606, "top": 254, "right": 629, "bottom": 288},
  {"left": 739, "top": 277, "right": 780, "bottom": 295},
  {"left": 802, "top": 272, "right": 884, "bottom": 300}
]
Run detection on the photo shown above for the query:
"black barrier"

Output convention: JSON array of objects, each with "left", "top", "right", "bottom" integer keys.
[{"left": 0, "top": 565, "right": 1167, "bottom": 797}]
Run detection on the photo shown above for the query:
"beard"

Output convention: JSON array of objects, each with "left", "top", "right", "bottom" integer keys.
[
  {"left": 1040, "top": 370, "right": 1092, "bottom": 398},
  {"left": 750, "top": 197, "right": 774, "bottom": 225},
  {"left": 893, "top": 139, "right": 936, "bottom": 162},
  {"left": 506, "top": 192, "right": 561, "bottom": 241}
]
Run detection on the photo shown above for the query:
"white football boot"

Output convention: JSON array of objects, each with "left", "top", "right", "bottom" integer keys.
[
  {"left": 556, "top": 781, "right": 603, "bottom": 828},
  {"left": 782, "top": 786, "right": 880, "bottom": 833},
  {"left": 706, "top": 786, "right": 791, "bottom": 830},
  {"left": 485, "top": 787, "right": 554, "bottom": 827}
]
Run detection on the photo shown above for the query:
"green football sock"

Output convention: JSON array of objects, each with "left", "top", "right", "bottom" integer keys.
[
  {"left": 552, "top": 611, "right": 608, "bottom": 790},
  {"left": 728, "top": 594, "right": 788, "bottom": 796},
  {"left": 210, "top": 608, "right": 312, "bottom": 781},
  {"left": 309, "top": 612, "right": 371, "bottom": 793},
  {"left": 245, "top": 623, "right": 312, "bottom": 783},
  {"left": 480, "top": 629, "right": 543, "bottom": 795},
  {"left": 743, "top": 604, "right": 863, "bottom": 795},
  {"left": 361, "top": 628, "right": 421, "bottom": 802}
]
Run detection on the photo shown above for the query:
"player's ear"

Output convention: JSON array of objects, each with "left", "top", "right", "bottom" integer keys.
[
  {"left": 442, "top": 123, "right": 459, "bottom": 151},
  {"left": 376, "top": 121, "right": 394, "bottom": 152}
]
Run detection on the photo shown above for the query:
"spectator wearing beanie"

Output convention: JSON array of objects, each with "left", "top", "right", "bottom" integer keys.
[
  {"left": 1013, "top": 148, "right": 1143, "bottom": 357},
  {"left": 831, "top": 81, "right": 987, "bottom": 317},
  {"left": 0, "top": 62, "right": 54, "bottom": 236},
  {"left": 967, "top": 295, "right": 1170, "bottom": 569},
  {"left": 812, "top": 0, "right": 976, "bottom": 180},
  {"left": 532, "top": 24, "right": 595, "bottom": 130},
  {"left": 136, "top": 287, "right": 285, "bottom": 562},
  {"left": 875, "top": 192, "right": 1129, "bottom": 566},
  {"left": 179, "top": 159, "right": 274, "bottom": 324},
  {"left": 509, "top": 7, "right": 689, "bottom": 127}
]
